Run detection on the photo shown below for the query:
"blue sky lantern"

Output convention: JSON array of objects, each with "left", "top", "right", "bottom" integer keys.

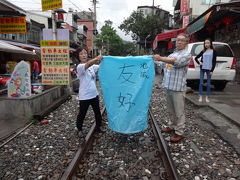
[{"left": 98, "top": 56, "right": 155, "bottom": 134}]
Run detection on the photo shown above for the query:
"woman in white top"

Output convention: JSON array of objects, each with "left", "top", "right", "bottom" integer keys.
[{"left": 76, "top": 47, "right": 103, "bottom": 136}]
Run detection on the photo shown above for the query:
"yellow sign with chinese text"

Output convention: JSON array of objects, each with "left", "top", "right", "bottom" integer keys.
[
  {"left": 41, "top": 0, "right": 62, "bottom": 11},
  {"left": 41, "top": 40, "right": 69, "bottom": 85},
  {"left": 0, "top": 17, "right": 26, "bottom": 33}
]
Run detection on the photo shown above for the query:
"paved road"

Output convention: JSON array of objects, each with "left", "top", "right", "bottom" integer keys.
[
  {"left": 185, "top": 82, "right": 240, "bottom": 154},
  {"left": 186, "top": 81, "right": 240, "bottom": 128},
  {"left": 155, "top": 74, "right": 240, "bottom": 153},
  {"left": 155, "top": 73, "right": 240, "bottom": 127}
]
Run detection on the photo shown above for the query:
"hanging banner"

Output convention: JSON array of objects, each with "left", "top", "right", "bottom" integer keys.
[
  {"left": 180, "top": 0, "right": 189, "bottom": 16},
  {"left": 0, "top": 16, "right": 26, "bottom": 33},
  {"left": 8, "top": 61, "right": 31, "bottom": 98},
  {"left": 41, "top": 0, "right": 62, "bottom": 11},
  {"left": 182, "top": 15, "right": 189, "bottom": 28},
  {"left": 40, "top": 40, "right": 69, "bottom": 85},
  {"left": 98, "top": 56, "right": 155, "bottom": 134}
]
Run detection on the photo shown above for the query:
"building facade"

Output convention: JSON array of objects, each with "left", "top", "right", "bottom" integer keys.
[
  {"left": 77, "top": 11, "right": 95, "bottom": 57},
  {"left": 137, "top": 6, "right": 173, "bottom": 28},
  {"left": 77, "top": 24, "right": 88, "bottom": 49},
  {"left": 174, "top": 0, "right": 231, "bottom": 28}
]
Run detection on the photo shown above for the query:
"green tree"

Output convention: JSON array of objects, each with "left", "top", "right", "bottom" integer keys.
[
  {"left": 119, "top": 11, "right": 164, "bottom": 41},
  {"left": 121, "top": 41, "right": 137, "bottom": 56},
  {"left": 95, "top": 20, "right": 136, "bottom": 56}
]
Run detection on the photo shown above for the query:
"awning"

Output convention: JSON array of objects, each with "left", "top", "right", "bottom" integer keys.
[
  {"left": 156, "top": 28, "right": 186, "bottom": 42},
  {"left": 0, "top": 40, "right": 36, "bottom": 55},
  {"left": 0, "top": 40, "right": 40, "bottom": 50},
  {"left": 0, "top": 0, "right": 26, "bottom": 16},
  {"left": 187, "top": 1, "right": 240, "bottom": 35},
  {"left": 152, "top": 27, "right": 186, "bottom": 50},
  {"left": 187, "top": 11, "right": 212, "bottom": 34}
]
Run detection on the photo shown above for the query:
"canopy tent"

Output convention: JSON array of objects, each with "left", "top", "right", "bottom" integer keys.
[{"left": 0, "top": 40, "right": 35, "bottom": 55}]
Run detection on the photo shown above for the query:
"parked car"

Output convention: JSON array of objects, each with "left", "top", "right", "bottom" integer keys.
[{"left": 187, "top": 42, "right": 236, "bottom": 90}]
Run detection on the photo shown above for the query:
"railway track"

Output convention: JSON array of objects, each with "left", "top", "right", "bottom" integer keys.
[
  {"left": 61, "top": 107, "right": 180, "bottom": 180},
  {"left": 0, "top": 95, "right": 70, "bottom": 148}
]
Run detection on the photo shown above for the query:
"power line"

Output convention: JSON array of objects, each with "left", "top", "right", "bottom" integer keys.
[
  {"left": 9, "top": 0, "right": 95, "bottom": 12},
  {"left": 10, "top": 1, "right": 72, "bottom": 5},
  {"left": 65, "top": 0, "right": 82, "bottom": 11}
]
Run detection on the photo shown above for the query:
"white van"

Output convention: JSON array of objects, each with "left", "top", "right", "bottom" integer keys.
[{"left": 187, "top": 42, "right": 236, "bottom": 90}]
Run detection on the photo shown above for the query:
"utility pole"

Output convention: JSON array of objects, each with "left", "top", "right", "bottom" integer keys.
[
  {"left": 92, "top": 0, "right": 97, "bottom": 30},
  {"left": 152, "top": 0, "right": 155, "bottom": 14},
  {"left": 92, "top": 0, "right": 98, "bottom": 57},
  {"left": 51, "top": 10, "right": 57, "bottom": 40}
]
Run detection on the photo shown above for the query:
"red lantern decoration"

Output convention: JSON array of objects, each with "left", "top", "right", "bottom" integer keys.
[
  {"left": 57, "top": 13, "right": 64, "bottom": 23},
  {"left": 168, "top": 40, "right": 173, "bottom": 49},
  {"left": 223, "top": 17, "right": 233, "bottom": 31},
  {"left": 206, "top": 26, "right": 215, "bottom": 34}
]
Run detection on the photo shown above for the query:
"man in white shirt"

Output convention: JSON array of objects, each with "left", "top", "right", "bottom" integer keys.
[{"left": 153, "top": 33, "right": 191, "bottom": 142}]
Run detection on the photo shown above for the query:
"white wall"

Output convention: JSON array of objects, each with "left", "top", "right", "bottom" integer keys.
[
  {"left": 65, "top": 13, "right": 73, "bottom": 27},
  {"left": 27, "top": 12, "right": 49, "bottom": 29},
  {"left": 190, "top": 0, "right": 231, "bottom": 17},
  {"left": 137, "top": 7, "right": 153, "bottom": 17},
  {"left": 173, "top": 0, "right": 178, "bottom": 7}
]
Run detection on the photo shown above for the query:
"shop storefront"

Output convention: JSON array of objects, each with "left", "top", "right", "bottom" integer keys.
[
  {"left": 0, "top": 40, "right": 37, "bottom": 92},
  {"left": 152, "top": 27, "right": 186, "bottom": 55},
  {"left": 186, "top": 1, "right": 240, "bottom": 82},
  {"left": 0, "top": 0, "right": 70, "bottom": 136}
]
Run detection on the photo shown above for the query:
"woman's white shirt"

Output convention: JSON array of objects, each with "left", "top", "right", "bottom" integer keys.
[{"left": 77, "top": 64, "right": 99, "bottom": 100}]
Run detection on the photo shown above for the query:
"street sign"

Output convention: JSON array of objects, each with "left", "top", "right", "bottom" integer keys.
[
  {"left": 182, "top": 15, "right": 189, "bottom": 28},
  {"left": 0, "top": 16, "right": 26, "bottom": 33},
  {"left": 41, "top": 0, "right": 62, "bottom": 11},
  {"left": 180, "top": 0, "right": 189, "bottom": 16},
  {"left": 40, "top": 40, "right": 70, "bottom": 85}
]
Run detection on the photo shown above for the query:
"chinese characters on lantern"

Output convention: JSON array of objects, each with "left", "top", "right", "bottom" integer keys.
[{"left": 98, "top": 56, "right": 155, "bottom": 134}]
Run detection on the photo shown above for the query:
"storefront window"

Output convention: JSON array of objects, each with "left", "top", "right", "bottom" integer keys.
[
  {"left": 28, "top": 30, "right": 40, "bottom": 43},
  {"left": 215, "top": 22, "right": 240, "bottom": 45},
  {"left": 18, "top": 33, "right": 26, "bottom": 42},
  {"left": 0, "top": 33, "right": 10, "bottom": 39}
]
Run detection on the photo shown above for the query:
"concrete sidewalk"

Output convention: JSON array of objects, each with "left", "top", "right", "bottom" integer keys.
[
  {"left": 186, "top": 82, "right": 240, "bottom": 128},
  {"left": 0, "top": 118, "right": 28, "bottom": 141}
]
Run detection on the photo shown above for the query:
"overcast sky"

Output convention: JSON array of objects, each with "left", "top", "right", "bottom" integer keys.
[{"left": 8, "top": 0, "right": 174, "bottom": 41}]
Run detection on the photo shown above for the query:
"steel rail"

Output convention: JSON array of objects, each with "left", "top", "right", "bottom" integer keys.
[
  {"left": 61, "top": 107, "right": 179, "bottom": 180},
  {"left": 0, "top": 122, "right": 33, "bottom": 148},
  {"left": 0, "top": 95, "right": 71, "bottom": 148},
  {"left": 61, "top": 106, "right": 106, "bottom": 180},
  {"left": 149, "top": 108, "right": 180, "bottom": 180}
]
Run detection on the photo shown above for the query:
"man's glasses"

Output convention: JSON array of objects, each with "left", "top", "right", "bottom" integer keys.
[{"left": 176, "top": 38, "right": 187, "bottom": 42}]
